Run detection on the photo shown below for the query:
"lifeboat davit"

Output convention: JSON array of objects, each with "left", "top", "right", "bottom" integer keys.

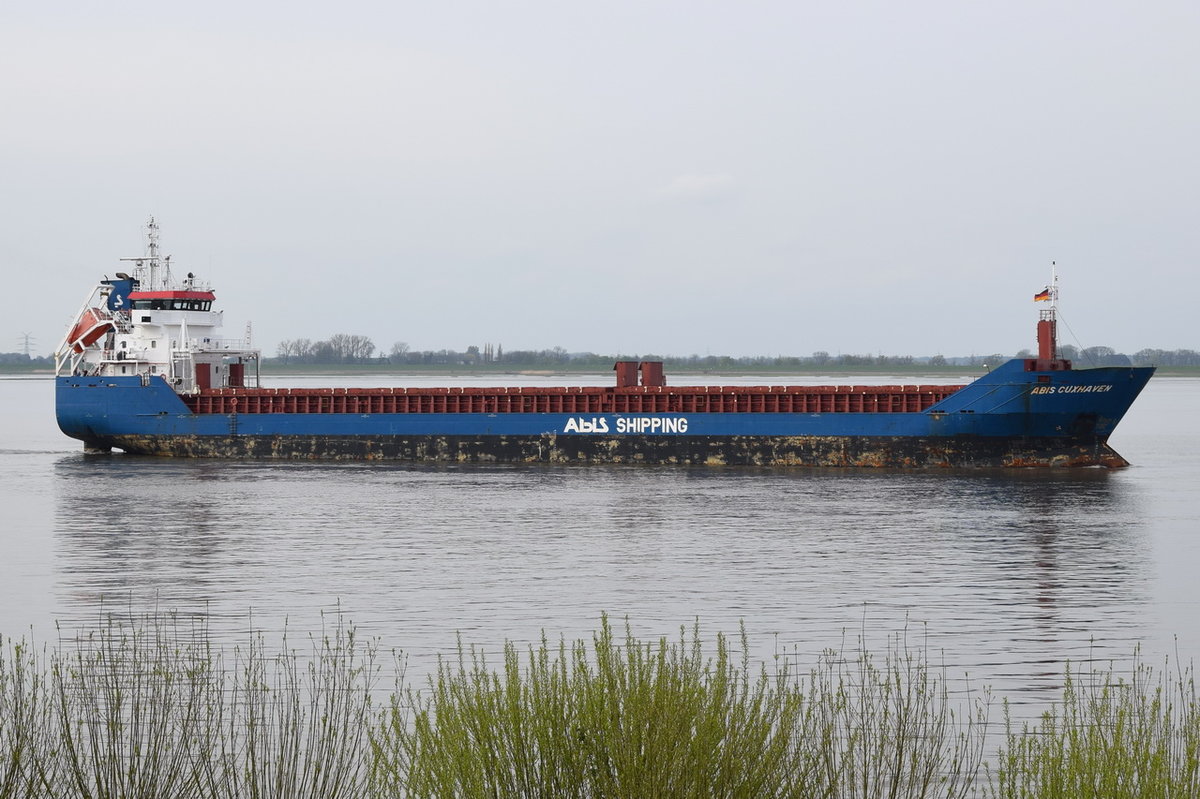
[{"left": 67, "top": 308, "right": 115, "bottom": 354}]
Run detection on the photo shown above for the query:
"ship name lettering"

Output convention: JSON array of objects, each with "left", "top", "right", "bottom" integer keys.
[
  {"left": 616, "top": 417, "right": 689, "bottom": 434},
  {"left": 562, "top": 416, "right": 691, "bottom": 434},
  {"left": 1030, "top": 384, "right": 1113, "bottom": 396}
]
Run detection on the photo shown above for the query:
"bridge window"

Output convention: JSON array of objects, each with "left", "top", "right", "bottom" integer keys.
[{"left": 131, "top": 298, "right": 211, "bottom": 311}]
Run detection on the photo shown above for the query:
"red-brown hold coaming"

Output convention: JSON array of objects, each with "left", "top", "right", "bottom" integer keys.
[{"left": 181, "top": 384, "right": 964, "bottom": 416}]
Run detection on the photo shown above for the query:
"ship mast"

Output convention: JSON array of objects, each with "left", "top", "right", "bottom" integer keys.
[
  {"left": 1035, "top": 262, "right": 1066, "bottom": 369},
  {"left": 147, "top": 216, "right": 161, "bottom": 289},
  {"left": 120, "top": 216, "right": 173, "bottom": 290}
]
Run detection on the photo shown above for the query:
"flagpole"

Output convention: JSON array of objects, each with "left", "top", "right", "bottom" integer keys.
[{"left": 1048, "top": 261, "right": 1058, "bottom": 359}]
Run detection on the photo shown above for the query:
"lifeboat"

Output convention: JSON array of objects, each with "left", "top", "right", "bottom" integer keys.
[{"left": 67, "top": 308, "right": 115, "bottom": 354}]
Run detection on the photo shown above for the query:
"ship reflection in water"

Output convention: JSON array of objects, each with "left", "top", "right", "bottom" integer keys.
[{"left": 51, "top": 456, "right": 1149, "bottom": 712}]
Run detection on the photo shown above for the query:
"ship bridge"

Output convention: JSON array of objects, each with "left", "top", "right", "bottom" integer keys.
[{"left": 128, "top": 290, "right": 216, "bottom": 312}]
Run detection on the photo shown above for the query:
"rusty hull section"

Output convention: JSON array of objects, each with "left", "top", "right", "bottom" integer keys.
[{"left": 100, "top": 433, "right": 1131, "bottom": 468}]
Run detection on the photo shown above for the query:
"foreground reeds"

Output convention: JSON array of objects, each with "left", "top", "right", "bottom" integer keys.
[
  {"left": 0, "top": 614, "right": 376, "bottom": 799},
  {"left": 0, "top": 613, "right": 1195, "bottom": 798},
  {"left": 987, "top": 650, "right": 1200, "bottom": 798},
  {"left": 373, "top": 617, "right": 985, "bottom": 798}
]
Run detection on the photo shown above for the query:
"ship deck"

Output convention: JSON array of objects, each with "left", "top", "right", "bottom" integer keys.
[{"left": 180, "top": 384, "right": 965, "bottom": 415}]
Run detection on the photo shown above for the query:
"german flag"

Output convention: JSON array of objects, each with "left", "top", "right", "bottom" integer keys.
[{"left": 1033, "top": 287, "right": 1051, "bottom": 302}]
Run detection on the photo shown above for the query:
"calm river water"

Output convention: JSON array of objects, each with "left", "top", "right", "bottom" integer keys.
[{"left": 2, "top": 371, "right": 1197, "bottom": 716}]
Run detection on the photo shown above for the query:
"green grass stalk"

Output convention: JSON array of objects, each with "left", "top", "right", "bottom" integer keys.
[{"left": 0, "top": 635, "right": 52, "bottom": 799}]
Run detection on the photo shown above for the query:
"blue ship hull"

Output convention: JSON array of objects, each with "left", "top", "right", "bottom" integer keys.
[{"left": 56, "top": 359, "right": 1155, "bottom": 467}]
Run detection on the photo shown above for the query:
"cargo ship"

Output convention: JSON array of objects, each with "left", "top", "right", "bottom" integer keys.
[{"left": 55, "top": 220, "right": 1154, "bottom": 467}]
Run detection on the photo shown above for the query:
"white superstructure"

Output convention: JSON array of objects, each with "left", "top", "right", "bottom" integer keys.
[{"left": 55, "top": 218, "right": 260, "bottom": 392}]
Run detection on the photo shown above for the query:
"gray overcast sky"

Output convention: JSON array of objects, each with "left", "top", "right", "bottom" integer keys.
[{"left": 4, "top": 1, "right": 1197, "bottom": 359}]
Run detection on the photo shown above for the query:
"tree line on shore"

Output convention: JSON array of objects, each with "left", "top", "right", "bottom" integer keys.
[
  {"left": 7, "top": 343, "right": 1200, "bottom": 369},
  {"left": 270, "top": 337, "right": 1200, "bottom": 368}
]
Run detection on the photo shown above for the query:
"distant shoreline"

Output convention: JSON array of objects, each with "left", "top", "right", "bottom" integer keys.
[
  {"left": 260, "top": 363, "right": 990, "bottom": 378},
  {"left": 263, "top": 362, "right": 1200, "bottom": 378},
  {"left": 8, "top": 363, "right": 1196, "bottom": 378}
]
